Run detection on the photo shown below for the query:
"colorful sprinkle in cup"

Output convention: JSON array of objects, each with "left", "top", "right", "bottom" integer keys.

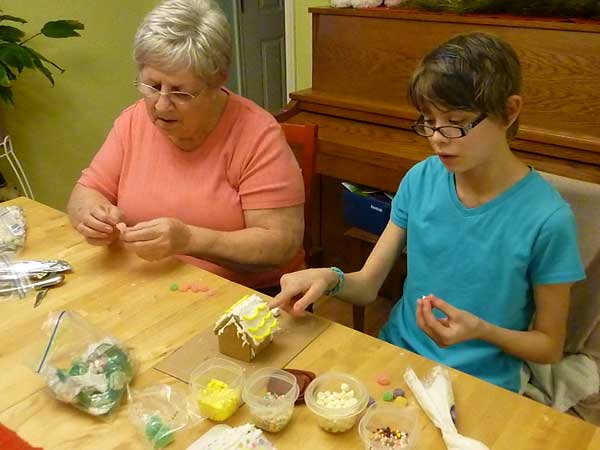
[
  {"left": 358, "top": 403, "right": 419, "bottom": 450},
  {"left": 242, "top": 367, "right": 299, "bottom": 432}
]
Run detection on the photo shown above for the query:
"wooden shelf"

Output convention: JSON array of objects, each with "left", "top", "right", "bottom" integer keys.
[{"left": 344, "top": 227, "right": 380, "bottom": 245}]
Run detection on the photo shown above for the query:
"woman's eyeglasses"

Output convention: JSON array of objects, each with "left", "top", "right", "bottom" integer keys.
[{"left": 134, "top": 81, "right": 204, "bottom": 105}]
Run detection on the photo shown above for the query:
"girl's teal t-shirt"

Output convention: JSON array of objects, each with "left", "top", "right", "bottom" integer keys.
[{"left": 380, "top": 156, "right": 585, "bottom": 392}]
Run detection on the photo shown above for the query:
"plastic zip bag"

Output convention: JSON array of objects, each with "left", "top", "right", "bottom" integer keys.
[
  {"left": 0, "top": 206, "right": 26, "bottom": 254},
  {"left": 0, "top": 254, "right": 36, "bottom": 301},
  {"left": 34, "top": 310, "right": 136, "bottom": 417},
  {"left": 128, "top": 384, "right": 202, "bottom": 449}
]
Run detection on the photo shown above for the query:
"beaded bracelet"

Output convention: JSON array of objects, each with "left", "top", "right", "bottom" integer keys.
[{"left": 325, "top": 266, "right": 345, "bottom": 296}]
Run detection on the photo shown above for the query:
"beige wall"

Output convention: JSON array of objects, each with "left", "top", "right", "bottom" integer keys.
[
  {"left": 2, "top": 0, "right": 321, "bottom": 210},
  {"left": 2, "top": 0, "right": 159, "bottom": 210},
  {"left": 294, "top": 0, "right": 326, "bottom": 90}
]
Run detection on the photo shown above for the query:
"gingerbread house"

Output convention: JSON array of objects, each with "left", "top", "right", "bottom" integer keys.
[{"left": 214, "top": 294, "right": 278, "bottom": 362}]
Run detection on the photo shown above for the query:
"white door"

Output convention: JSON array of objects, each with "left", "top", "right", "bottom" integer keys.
[{"left": 239, "top": 0, "right": 286, "bottom": 112}]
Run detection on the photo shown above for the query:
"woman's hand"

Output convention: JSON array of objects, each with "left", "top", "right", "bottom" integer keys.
[
  {"left": 76, "top": 204, "right": 125, "bottom": 246},
  {"left": 416, "top": 294, "right": 484, "bottom": 347},
  {"left": 269, "top": 268, "right": 339, "bottom": 316},
  {"left": 119, "top": 217, "right": 191, "bottom": 261}
]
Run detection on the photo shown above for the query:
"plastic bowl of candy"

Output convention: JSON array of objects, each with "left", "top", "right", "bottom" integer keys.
[
  {"left": 242, "top": 367, "right": 299, "bottom": 432},
  {"left": 358, "top": 403, "right": 419, "bottom": 450},
  {"left": 304, "top": 371, "right": 369, "bottom": 433},
  {"left": 190, "top": 357, "right": 244, "bottom": 422}
]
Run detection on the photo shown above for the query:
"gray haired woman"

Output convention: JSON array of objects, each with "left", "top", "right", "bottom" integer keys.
[{"left": 68, "top": 0, "right": 305, "bottom": 290}]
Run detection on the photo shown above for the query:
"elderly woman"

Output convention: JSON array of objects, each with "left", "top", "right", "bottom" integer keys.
[{"left": 67, "top": 0, "right": 305, "bottom": 289}]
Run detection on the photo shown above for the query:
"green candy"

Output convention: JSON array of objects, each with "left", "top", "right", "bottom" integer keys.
[
  {"left": 145, "top": 416, "right": 174, "bottom": 449},
  {"left": 68, "top": 359, "right": 88, "bottom": 376},
  {"left": 169, "top": 283, "right": 179, "bottom": 291},
  {"left": 382, "top": 391, "right": 394, "bottom": 402},
  {"left": 56, "top": 368, "right": 69, "bottom": 382},
  {"left": 145, "top": 415, "right": 163, "bottom": 440},
  {"left": 153, "top": 425, "right": 174, "bottom": 449}
]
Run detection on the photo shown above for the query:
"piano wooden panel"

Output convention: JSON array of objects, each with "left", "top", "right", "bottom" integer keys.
[{"left": 279, "top": 8, "right": 600, "bottom": 328}]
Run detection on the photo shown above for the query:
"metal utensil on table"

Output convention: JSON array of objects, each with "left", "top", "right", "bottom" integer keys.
[
  {"left": 0, "top": 271, "right": 64, "bottom": 301},
  {"left": 34, "top": 288, "right": 49, "bottom": 308},
  {"left": 31, "top": 273, "right": 64, "bottom": 308}
]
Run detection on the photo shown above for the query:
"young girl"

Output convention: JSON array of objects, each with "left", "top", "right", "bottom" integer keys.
[{"left": 269, "top": 32, "right": 585, "bottom": 392}]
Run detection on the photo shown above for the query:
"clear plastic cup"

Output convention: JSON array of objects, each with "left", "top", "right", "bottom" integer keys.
[
  {"left": 358, "top": 403, "right": 419, "bottom": 449},
  {"left": 242, "top": 367, "right": 299, "bottom": 433},
  {"left": 304, "top": 371, "right": 369, "bottom": 433},
  {"left": 190, "top": 357, "right": 244, "bottom": 422}
]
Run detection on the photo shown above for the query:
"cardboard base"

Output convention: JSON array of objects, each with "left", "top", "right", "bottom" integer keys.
[{"left": 155, "top": 312, "right": 330, "bottom": 383}]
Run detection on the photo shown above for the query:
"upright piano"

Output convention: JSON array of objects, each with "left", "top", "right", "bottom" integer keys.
[{"left": 279, "top": 7, "right": 600, "bottom": 327}]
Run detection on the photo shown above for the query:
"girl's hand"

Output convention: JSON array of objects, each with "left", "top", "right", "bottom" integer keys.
[
  {"left": 269, "top": 268, "right": 339, "bottom": 316},
  {"left": 416, "top": 294, "right": 485, "bottom": 347}
]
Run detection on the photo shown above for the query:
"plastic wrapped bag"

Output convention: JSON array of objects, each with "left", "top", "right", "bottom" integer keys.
[
  {"left": 0, "top": 206, "right": 26, "bottom": 254},
  {"left": 128, "top": 384, "right": 201, "bottom": 449},
  {"left": 34, "top": 310, "right": 136, "bottom": 417},
  {"left": 0, "top": 257, "right": 70, "bottom": 302},
  {"left": 404, "top": 366, "right": 489, "bottom": 450},
  {"left": 0, "top": 254, "right": 37, "bottom": 301}
]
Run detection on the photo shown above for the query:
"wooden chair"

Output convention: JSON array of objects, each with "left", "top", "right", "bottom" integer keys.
[
  {"left": 279, "top": 122, "right": 319, "bottom": 267},
  {"left": 279, "top": 122, "right": 365, "bottom": 330},
  {"left": 278, "top": 122, "right": 319, "bottom": 313}
]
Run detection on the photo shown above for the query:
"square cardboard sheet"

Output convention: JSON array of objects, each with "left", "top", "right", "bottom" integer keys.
[{"left": 155, "top": 312, "right": 330, "bottom": 383}]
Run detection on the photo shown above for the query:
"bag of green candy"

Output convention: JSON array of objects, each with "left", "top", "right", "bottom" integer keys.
[{"left": 34, "top": 310, "right": 136, "bottom": 417}]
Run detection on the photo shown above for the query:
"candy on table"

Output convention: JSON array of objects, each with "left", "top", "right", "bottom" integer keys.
[
  {"left": 370, "top": 426, "right": 410, "bottom": 449},
  {"left": 145, "top": 415, "right": 174, "bottom": 449},
  {"left": 170, "top": 281, "right": 211, "bottom": 293},
  {"left": 196, "top": 378, "right": 241, "bottom": 421},
  {"left": 393, "top": 396, "right": 408, "bottom": 407},
  {"left": 382, "top": 391, "right": 394, "bottom": 402},
  {"left": 376, "top": 374, "right": 391, "bottom": 386},
  {"left": 367, "top": 396, "right": 376, "bottom": 407},
  {"left": 392, "top": 388, "right": 404, "bottom": 399}
]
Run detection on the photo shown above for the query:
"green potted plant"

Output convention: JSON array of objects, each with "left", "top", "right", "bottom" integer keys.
[
  {"left": 0, "top": 13, "right": 83, "bottom": 200},
  {"left": 0, "top": 13, "right": 84, "bottom": 105}
]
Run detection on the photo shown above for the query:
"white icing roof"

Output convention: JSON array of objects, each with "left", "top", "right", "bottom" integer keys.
[{"left": 214, "top": 294, "right": 278, "bottom": 346}]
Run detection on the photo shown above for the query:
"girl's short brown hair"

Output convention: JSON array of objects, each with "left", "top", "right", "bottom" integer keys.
[{"left": 408, "top": 32, "right": 522, "bottom": 139}]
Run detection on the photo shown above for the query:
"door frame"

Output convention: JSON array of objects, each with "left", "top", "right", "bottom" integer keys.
[
  {"left": 284, "top": 0, "right": 296, "bottom": 100},
  {"left": 232, "top": 0, "right": 296, "bottom": 101}
]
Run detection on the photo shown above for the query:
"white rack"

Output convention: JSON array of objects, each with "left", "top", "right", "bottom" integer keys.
[{"left": 0, "top": 135, "right": 34, "bottom": 200}]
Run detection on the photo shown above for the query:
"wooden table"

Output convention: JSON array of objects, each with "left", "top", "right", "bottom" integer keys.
[{"left": 1, "top": 197, "right": 599, "bottom": 450}]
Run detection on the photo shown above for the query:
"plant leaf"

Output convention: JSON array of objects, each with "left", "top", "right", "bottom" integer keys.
[
  {"left": 24, "top": 46, "right": 63, "bottom": 74},
  {"left": 0, "top": 42, "right": 34, "bottom": 72},
  {"left": 24, "top": 49, "right": 55, "bottom": 85},
  {"left": 0, "top": 15, "right": 27, "bottom": 24},
  {"left": 0, "top": 64, "right": 11, "bottom": 87},
  {"left": 0, "top": 86, "right": 14, "bottom": 106},
  {"left": 0, "top": 25, "right": 26, "bottom": 43},
  {"left": 1, "top": 62, "right": 16, "bottom": 80},
  {"left": 41, "top": 20, "right": 84, "bottom": 38}
]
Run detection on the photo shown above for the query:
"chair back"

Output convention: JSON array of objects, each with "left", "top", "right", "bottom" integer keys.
[
  {"left": 279, "top": 123, "right": 318, "bottom": 265},
  {"left": 539, "top": 172, "right": 600, "bottom": 357}
]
